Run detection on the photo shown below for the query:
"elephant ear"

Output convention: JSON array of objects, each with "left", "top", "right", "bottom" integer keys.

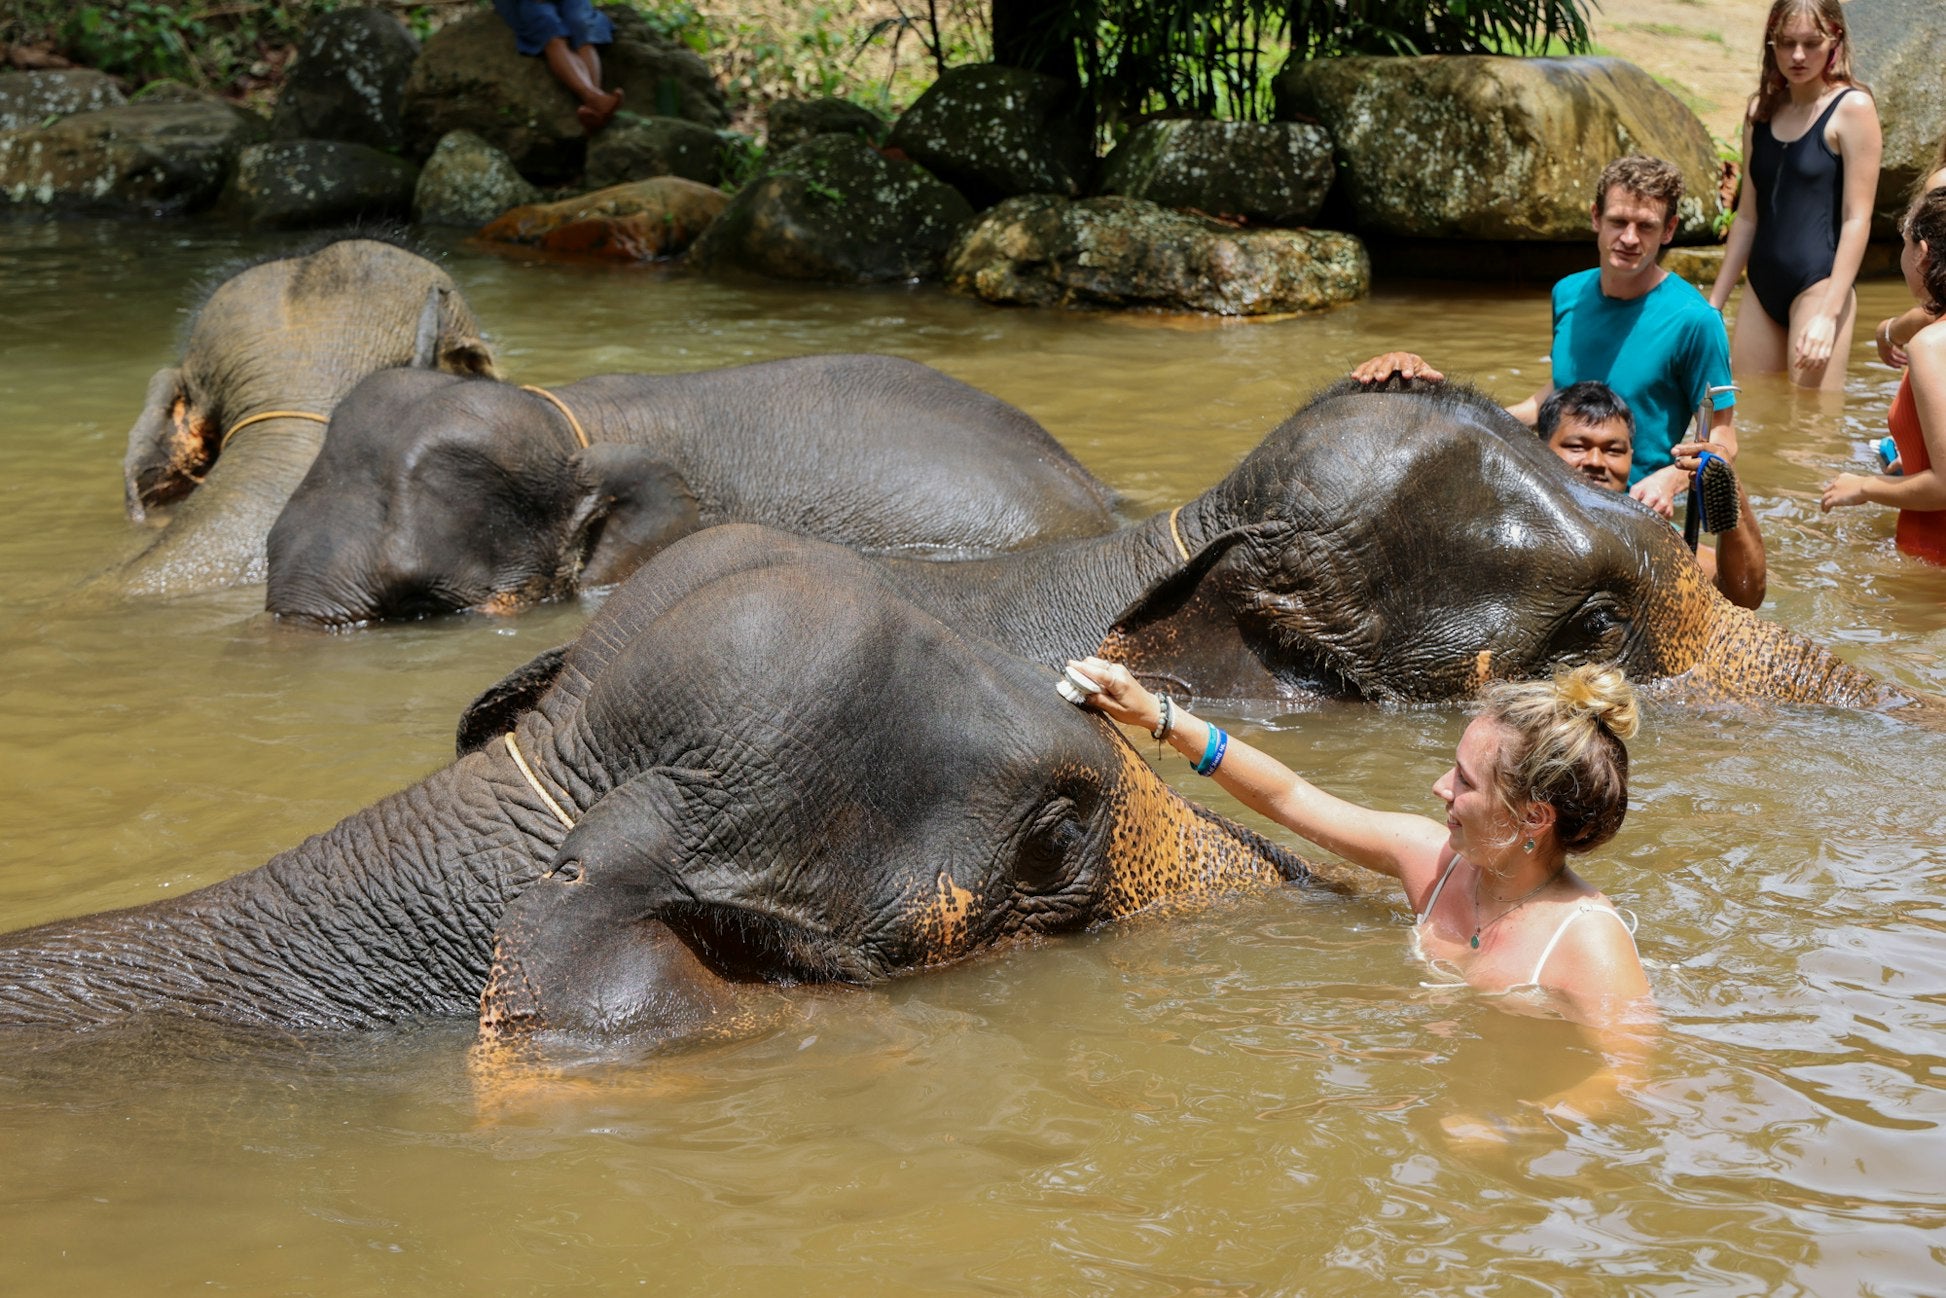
[
  {"left": 478, "top": 774, "right": 755, "bottom": 1047},
  {"left": 409, "top": 285, "right": 497, "bottom": 379},
  {"left": 456, "top": 644, "right": 572, "bottom": 757},
  {"left": 1095, "top": 524, "right": 1296, "bottom": 704},
  {"left": 565, "top": 444, "right": 705, "bottom": 588},
  {"left": 122, "top": 366, "right": 217, "bottom": 521}
]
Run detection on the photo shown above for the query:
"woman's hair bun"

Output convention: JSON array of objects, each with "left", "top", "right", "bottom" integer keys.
[{"left": 1553, "top": 662, "right": 1640, "bottom": 740}]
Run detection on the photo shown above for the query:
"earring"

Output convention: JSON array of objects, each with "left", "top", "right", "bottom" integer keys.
[{"left": 1523, "top": 837, "right": 1535, "bottom": 853}]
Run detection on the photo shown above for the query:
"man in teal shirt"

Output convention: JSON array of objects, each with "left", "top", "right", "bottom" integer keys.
[{"left": 1356, "top": 155, "right": 1738, "bottom": 520}]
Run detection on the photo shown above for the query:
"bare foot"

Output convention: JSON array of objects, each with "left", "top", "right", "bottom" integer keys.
[{"left": 577, "top": 87, "right": 623, "bottom": 134}]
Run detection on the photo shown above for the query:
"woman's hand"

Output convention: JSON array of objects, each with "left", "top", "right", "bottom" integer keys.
[
  {"left": 1795, "top": 312, "right": 1839, "bottom": 371},
  {"left": 1063, "top": 656, "right": 1163, "bottom": 733},
  {"left": 1820, "top": 473, "right": 1874, "bottom": 511},
  {"left": 1876, "top": 316, "right": 1911, "bottom": 368}
]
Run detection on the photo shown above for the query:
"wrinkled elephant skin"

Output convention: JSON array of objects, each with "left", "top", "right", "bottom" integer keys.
[
  {"left": 98, "top": 238, "right": 494, "bottom": 598},
  {"left": 264, "top": 355, "right": 1117, "bottom": 626},
  {"left": 864, "top": 378, "right": 1926, "bottom": 715},
  {"left": 0, "top": 529, "right": 1309, "bottom": 1050}
]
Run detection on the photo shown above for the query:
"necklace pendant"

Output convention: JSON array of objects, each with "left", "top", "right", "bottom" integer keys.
[{"left": 1470, "top": 934, "right": 1480, "bottom": 949}]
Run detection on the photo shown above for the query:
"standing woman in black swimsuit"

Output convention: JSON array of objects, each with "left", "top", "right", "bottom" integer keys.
[{"left": 1708, "top": 0, "right": 1882, "bottom": 391}]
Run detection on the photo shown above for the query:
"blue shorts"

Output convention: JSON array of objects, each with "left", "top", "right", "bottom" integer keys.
[{"left": 493, "top": 0, "right": 614, "bottom": 55}]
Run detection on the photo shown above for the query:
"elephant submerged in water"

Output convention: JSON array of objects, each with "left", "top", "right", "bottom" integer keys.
[
  {"left": 0, "top": 529, "right": 1308, "bottom": 1046},
  {"left": 859, "top": 377, "right": 1918, "bottom": 712},
  {"left": 264, "top": 355, "right": 1117, "bottom": 625},
  {"left": 97, "top": 237, "right": 494, "bottom": 598}
]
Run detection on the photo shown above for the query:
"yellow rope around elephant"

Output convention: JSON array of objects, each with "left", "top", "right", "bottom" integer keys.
[
  {"left": 1167, "top": 505, "right": 1190, "bottom": 562},
  {"left": 503, "top": 732, "right": 576, "bottom": 829},
  {"left": 519, "top": 384, "right": 591, "bottom": 449},
  {"left": 218, "top": 409, "right": 328, "bottom": 452}
]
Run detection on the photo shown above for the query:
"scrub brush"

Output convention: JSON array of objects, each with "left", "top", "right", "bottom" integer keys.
[{"left": 1682, "top": 450, "right": 1740, "bottom": 552}]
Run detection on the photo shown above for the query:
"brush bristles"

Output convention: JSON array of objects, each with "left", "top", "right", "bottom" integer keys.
[{"left": 1697, "top": 456, "right": 1740, "bottom": 534}]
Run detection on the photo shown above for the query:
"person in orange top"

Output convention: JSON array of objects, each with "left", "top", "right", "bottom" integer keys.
[{"left": 1821, "top": 187, "right": 1946, "bottom": 563}]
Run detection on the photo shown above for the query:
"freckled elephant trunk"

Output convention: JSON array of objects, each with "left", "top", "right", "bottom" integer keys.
[
  {"left": 1095, "top": 742, "right": 1313, "bottom": 921},
  {"left": 1672, "top": 585, "right": 1923, "bottom": 712}
]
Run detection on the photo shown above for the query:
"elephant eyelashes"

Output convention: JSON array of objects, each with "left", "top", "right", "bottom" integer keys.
[{"left": 1018, "top": 798, "right": 1088, "bottom": 886}]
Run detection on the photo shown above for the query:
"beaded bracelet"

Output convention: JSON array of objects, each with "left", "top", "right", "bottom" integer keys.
[
  {"left": 1151, "top": 695, "right": 1173, "bottom": 740},
  {"left": 1194, "top": 725, "right": 1228, "bottom": 776}
]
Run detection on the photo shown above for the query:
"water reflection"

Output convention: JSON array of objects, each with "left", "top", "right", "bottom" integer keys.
[{"left": 1, "top": 219, "right": 1942, "bottom": 1293}]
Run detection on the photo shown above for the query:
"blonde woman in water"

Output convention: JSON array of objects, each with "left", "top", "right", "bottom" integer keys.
[{"left": 1063, "top": 659, "right": 1653, "bottom": 1030}]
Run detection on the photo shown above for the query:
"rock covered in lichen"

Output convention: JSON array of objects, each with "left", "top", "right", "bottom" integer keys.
[
  {"left": 946, "top": 194, "right": 1369, "bottom": 315},
  {"left": 478, "top": 176, "right": 728, "bottom": 260},
  {"left": 401, "top": 8, "right": 725, "bottom": 185},
  {"left": 585, "top": 114, "right": 724, "bottom": 188},
  {"left": 765, "top": 97, "right": 885, "bottom": 154},
  {"left": 0, "top": 70, "right": 124, "bottom": 133},
  {"left": 268, "top": 6, "right": 420, "bottom": 152},
  {"left": 413, "top": 129, "right": 540, "bottom": 227},
  {"left": 1273, "top": 55, "right": 1722, "bottom": 243},
  {"left": 688, "top": 134, "right": 975, "bottom": 282},
  {"left": 0, "top": 96, "right": 264, "bottom": 215},
  {"left": 1849, "top": 0, "right": 1946, "bottom": 234},
  {"left": 885, "top": 64, "right": 1092, "bottom": 208},
  {"left": 1097, "top": 119, "right": 1334, "bottom": 225},
  {"left": 221, "top": 138, "right": 418, "bottom": 228}
]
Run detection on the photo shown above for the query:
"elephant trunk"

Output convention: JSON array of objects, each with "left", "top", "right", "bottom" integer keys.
[
  {"left": 1680, "top": 596, "right": 1923, "bottom": 711},
  {"left": 1096, "top": 742, "right": 1314, "bottom": 921}
]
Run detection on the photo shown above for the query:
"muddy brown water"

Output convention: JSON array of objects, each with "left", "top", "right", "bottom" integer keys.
[{"left": 2, "top": 220, "right": 1942, "bottom": 1295}]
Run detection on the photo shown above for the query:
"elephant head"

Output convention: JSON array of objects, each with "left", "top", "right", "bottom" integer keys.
[
  {"left": 122, "top": 238, "right": 495, "bottom": 521},
  {"left": 470, "top": 525, "right": 1311, "bottom": 1051},
  {"left": 1, "top": 526, "right": 1307, "bottom": 1043},
  {"left": 1095, "top": 380, "right": 1919, "bottom": 712},
  {"left": 265, "top": 355, "right": 1120, "bottom": 627}
]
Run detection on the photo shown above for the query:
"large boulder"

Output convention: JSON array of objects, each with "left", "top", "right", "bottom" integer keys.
[
  {"left": 0, "top": 69, "right": 124, "bottom": 132},
  {"left": 478, "top": 176, "right": 728, "bottom": 260},
  {"left": 399, "top": 7, "right": 726, "bottom": 184},
  {"left": 268, "top": 6, "right": 420, "bottom": 152},
  {"left": 1847, "top": 0, "right": 1946, "bottom": 234},
  {"left": 584, "top": 113, "right": 722, "bottom": 188},
  {"left": 1273, "top": 55, "right": 1722, "bottom": 243},
  {"left": 413, "top": 129, "right": 541, "bottom": 227},
  {"left": 688, "top": 134, "right": 975, "bottom": 283},
  {"left": 221, "top": 138, "right": 418, "bottom": 228},
  {"left": 766, "top": 97, "right": 885, "bottom": 154},
  {"left": 1096, "top": 119, "right": 1333, "bottom": 225},
  {"left": 0, "top": 96, "right": 264, "bottom": 215},
  {"left": 946, "top": 193, "right": 1370, "bottom": 315},
  {"left": 885, "top": 64, "right": 1093, "bottom": 208}
]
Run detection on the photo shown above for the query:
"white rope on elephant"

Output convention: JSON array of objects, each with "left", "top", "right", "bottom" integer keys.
[
  {"left": 518, "top": 384, "right": 591, "bottom": 449},
  {"left": 502, "top": 732, "right": 576, "bottom": 829},
  {"left": 218, "top": 409, "right": 328, "bottom": 452}
]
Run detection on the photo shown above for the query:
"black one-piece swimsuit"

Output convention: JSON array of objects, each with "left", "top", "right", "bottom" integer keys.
[{"left": 1745, "top": 88, "right": 1855, "bottom": 327}]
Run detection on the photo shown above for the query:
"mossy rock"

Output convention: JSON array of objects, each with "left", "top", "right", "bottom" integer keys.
[
  {"left": 269, "top": 6, "right": 420, "bottom": 152},
  {"left": 413, "top": 129, "right": 541, "bottom": 227},
  {"left": 0, "top": 98, "right": 265, "bottom": 215},
  {"left": 1273, "top": 55, "right": 1722, "bottom": 243},
  {"left": 585, "top": 114, "right": 723, "bottom": 188},
  {"left": 688, "top": 135, "right": 975, "bottom": 283},
  {"left": 1849, "top": 0, "right": 1946, "bottom": 234},
  {"left": 0, "top": 70, "right": 124, "bottom": 133},
  {"left": 221, "top": 139, "right": 418, "bottom": 229},
  {"left": 766, "top": 98, "right": 885, "bottom": 154},
  {"left": 1097, "top": 120, "right": 1333, "bottom": 226},
  {"left": 946, "top": 194, "right": 1370, "bottom": 315},
  {"left": 885, "top": 64, "right": 1092, "bottom": 208}
]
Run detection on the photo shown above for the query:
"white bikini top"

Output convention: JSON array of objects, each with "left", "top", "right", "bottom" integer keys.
[{"left": 1415, "top": 855, "right": 1639, "bottom": 994}]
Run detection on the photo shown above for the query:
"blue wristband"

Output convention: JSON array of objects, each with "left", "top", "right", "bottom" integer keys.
[{"left": 1194, "top": 726, "right": 1228, "bottom": 776}]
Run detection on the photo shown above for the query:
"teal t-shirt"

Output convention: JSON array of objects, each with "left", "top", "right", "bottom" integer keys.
[{"left": 1549, "top": 268, "right": 1736, "bottom": 484}]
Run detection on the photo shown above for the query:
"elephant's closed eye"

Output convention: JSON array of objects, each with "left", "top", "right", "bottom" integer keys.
[{"left": 1017, "top": 797, "right": 1088, "bottom": 887}]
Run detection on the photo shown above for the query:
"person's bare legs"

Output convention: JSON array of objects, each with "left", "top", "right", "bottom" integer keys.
[
  {"left": 540, "top": 36, "right": 621, "bottom": 130},
  {"left": 1729, "top": 289, "right": 1789, "bottom": 378},
  {"left": 1787, "top": 278, "right": 1856, "bottom": 391}
]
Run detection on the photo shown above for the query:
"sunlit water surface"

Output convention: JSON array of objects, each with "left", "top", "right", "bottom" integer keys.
[{"left": 1, "top": 220, "right": 1941, "bottom": 1296}]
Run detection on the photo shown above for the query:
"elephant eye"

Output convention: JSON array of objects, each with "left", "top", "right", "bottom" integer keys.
[
  {"left": 1018, "top": 796, "right": 1087, "bottom": 887},
  {"left": 1557, "top": 594, "right": 1630, "bottom": 657}
]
